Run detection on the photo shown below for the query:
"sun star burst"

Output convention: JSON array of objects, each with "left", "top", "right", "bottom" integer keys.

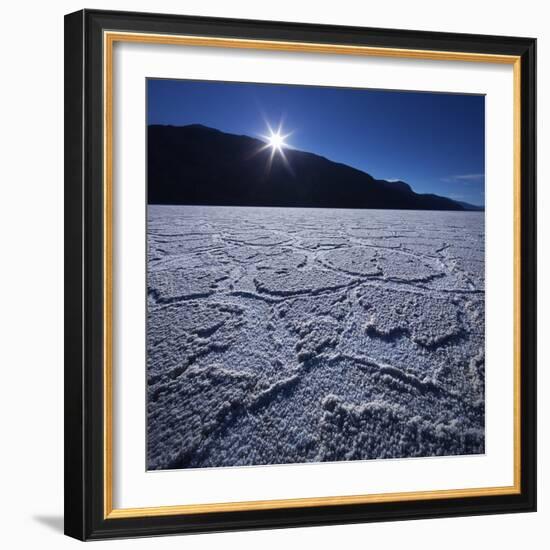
[
  {"left": 255, "top": 121, "right": 295, "bottom": 178},
  {"left": 267, "top": 130, "right": 287, "bottom": 152}
]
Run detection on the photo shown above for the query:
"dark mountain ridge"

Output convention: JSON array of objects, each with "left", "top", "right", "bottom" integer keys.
[{"left": 148, "top": 124, "right": 482, "bottom": 211}]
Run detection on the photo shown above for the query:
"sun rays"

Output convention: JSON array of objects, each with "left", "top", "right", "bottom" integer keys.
[
  {"left": 265, "top": 129, "right": 288, "bottom": 152},
  {"left": 257, "top": 121, "right": 294, "bottom": 177}
]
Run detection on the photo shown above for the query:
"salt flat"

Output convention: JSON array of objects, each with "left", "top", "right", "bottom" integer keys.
[{"left": 147, "top": 205, "right": 485, "bottom": 470}]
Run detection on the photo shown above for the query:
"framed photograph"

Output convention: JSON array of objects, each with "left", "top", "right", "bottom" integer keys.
[{"left": 64, "top": 9, "right": 536, "bottom": 540}]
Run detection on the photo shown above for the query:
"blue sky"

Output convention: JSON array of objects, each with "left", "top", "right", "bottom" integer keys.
[{"left": 148, "top": 79, "right": 485, "bottom": 206}]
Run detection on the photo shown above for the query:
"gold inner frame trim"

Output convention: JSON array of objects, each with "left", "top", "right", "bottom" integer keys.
[{"left": 103, "top": 30, "right": 522, "bottom": 520}]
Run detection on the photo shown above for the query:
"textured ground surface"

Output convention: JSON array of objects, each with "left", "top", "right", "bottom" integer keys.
[{"left": 147, "top": 205, "right": 485, "bottom": 470}]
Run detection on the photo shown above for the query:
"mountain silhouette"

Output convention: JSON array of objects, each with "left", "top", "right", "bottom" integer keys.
[{"left": 148, "top": 124, "right": 481, "bottom": 211}]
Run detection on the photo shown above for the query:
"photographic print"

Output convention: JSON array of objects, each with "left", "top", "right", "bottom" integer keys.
[{"left": 146, "top": 79, "right": 486, "bottom": 471}]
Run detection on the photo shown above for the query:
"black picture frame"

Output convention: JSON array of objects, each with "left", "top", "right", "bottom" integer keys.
[{"left": 64, "top": 8, "right": 537, "bottom": 541}]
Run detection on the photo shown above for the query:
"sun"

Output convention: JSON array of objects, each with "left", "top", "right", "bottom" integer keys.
[
  {"left": 261, "top": 122, "right": 291, "bottom": 154},
  {"left": 267, "top": 130, "right": 287, "bottom": 152},
  {"left": 256, "top": 121, "right": 295, "bottom": 177}
]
